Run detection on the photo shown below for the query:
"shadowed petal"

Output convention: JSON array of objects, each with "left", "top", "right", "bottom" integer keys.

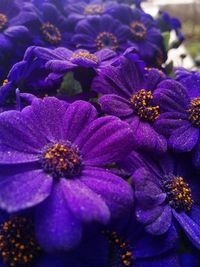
[
  {"left": 168, "top": 124, "right": 199, "bottom": 152},
  {"left": 136, "top": 251, "right": 180, "bottom": 267},
  {"left": 145, "top": 205, "right": 172, "bottom": 235},
  {"left": 133, "top": 167, "right": 166, "bottom": 208},
  {"left": 173, "top": 210, "right": 200, "bottom": 249},
  {"left": 154, "top": 112, "right": 188, "bottom": 136},
  {"left": 133, "top": 225, "right": 178, "bottom": 258},
  {"left": 35, "top": 182, "right": 82, "bottom": 251}
]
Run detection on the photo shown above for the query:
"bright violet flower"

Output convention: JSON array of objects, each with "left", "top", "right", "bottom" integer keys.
[
  {"left": 93, "top": 52, "right": 167, "bottom": 153},
  {"left": 0, "top": 97, "right": 134, "bottom": 251},
  {"left": 72, "top": 14, "right": 130, "bottom": 52},
  {"left": 122, "top": 152, "right": 200, "bottom": 250},
  {"left": 27, "top": 46, "right": 117, "bottom": 74},
  {"left": 154, "top": 76, "right": 200, "bottom": 169}
]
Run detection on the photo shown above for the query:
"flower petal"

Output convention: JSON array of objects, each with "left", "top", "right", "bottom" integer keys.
[
  {"left": 80, "top": 167, "right": 134, "bottom": 218},
  {"left": 145, "top": 205, "right": 172, "bottom": 235},
  {"left": 173, "top": 210, "right": 200, "bottom": 249},
  {"left": 130, "top": 118, "right": 167, "bottom": 153},
  {"left": 99, "top": 94, "right": 133, "bottom": 117},
  {"left": 61, "top": 178, "right": 110, "bottom": 224},
  {"left": 169, "top": 124, "right": 199, "bottom": 152},
  {"left": 24, "top": 97, "right": 69, "bottom": 142},
  {"left": 136, "top": 251, "right": 180, "bottom": 267},
  {"left": 80, "top": 116, "right": 134, "bottom": 165},
  {"left": 154, "top": 79, "right": 190, "bottom": 112},
  {"left": 63, "top": 100, "right": 97, "bottom": 144},
  {"left": 133, "top": 167, "right": 166, "bottom": 208},
  {"left": 192, "top": 141, "right": 200, "bottom": 169},
  {"left": 154, "top": 112, "right": 189, "bottom": 136},
  {"left": 0, "top": 170, "right": 52, "bottom": 212},
  {"left": 134, "top": 225, "right": 178, "bottom": 258},
  {"left": 35, "top": 182, "right": 82, "bottom": 251}
]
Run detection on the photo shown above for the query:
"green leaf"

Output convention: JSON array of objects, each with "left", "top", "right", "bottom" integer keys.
[
  {"left": 162, "top": 32, "right": 170, "bottom": 51},
  {"left": 164, "top": 60, "right": 175, "bottom": 77},
  {"left": 58, "top": 72, "right": 82, "bottom": 97}
]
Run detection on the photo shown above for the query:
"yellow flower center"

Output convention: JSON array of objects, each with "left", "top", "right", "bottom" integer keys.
[{"left": 130, "top": 89, "right": 159, "bottom": 122}]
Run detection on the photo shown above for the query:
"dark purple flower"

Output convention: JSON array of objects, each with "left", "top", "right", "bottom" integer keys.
[
  {"left": 0, "top": 210, "right": 92, "bottom": 267},
  {"left": 25, "top": 2, "right": 72, "bottom": 48},
  {"left": 0, "top": 97, "right": 134, "bottom": 251},
  {"left": 122, "top": 151, "right": 200, "bottom": 250},
  {"left": 0, "top": 0, "right": 37, "bottom": 73},
  {"left": 109, "top": 6, "right": 166, "bottom": 66},
  {"left": 72, "top": 14, "right": 130, "bottom": 53},
  {"left": 180, "top": 249, "right": 200, "bottom": 267},
  {"left": 76, "top": 210, "right": 180, "bottom": 267},
  {"left": 0, "top": 60, "right": 56, "bottom": 106},
  {"left": 153, "top": 76, "right": 200, "bottom": 169},
  {"left": 93, "top": 51, "right": 167, "bottom": 153}
]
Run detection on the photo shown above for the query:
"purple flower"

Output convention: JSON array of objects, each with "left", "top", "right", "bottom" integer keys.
[
  {"left": 0, "top": 55, "right": 58, "bottom": 106},
  {"left": 122, "top": 151, "right": 200, "bottom": 250},
  {"left": 109, "top": 6, "right": 166, "bottom": 66},
  {"left": 65, "top": 0, "right": 115, "bottom": 23},
  {"left": 93, "top": 51, "right": 167, "bottom": 153},
  {"left": 153, "top": 77, "right": 200, "bottom": 169},
  {"left": 176, "top": 68, "right": 200, "bottom": 99},
  {"left": 180, "top": 249, "right": 200, "bottom": 267},
  {"left": 72, "top": 14, "right": 130, "bottom": 52},
  {"left": 26, "top": 46, "right": 117, "bottom": 74},
  {"left": 0, "top": 97, "right": 134, "bottom": 251},
  {"left": 0, "top": 0, "right": 36, "bottom": 67},
  {"left": 157, "top": 11, "right": 184, "bottom": 45},
  {"left": 0, "top": 210, "right": 92, "bottom": 267},
  {"left": 76, "top": 210, "right": 180, "bottom": 267},
  {"left": 25, "top": 2, "right": 72, "bottom": 48}
]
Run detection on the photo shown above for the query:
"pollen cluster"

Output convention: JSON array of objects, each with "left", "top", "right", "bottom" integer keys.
[
  {"left": 130, "top": 89, "right": 159, "bottom": 122},
  {"left": 84, "top": 4, "right": 104, "bottom": 15},
  {"left": 163, "top": 175, "right": 193, "bottom": 212},
  {"left": 188, "top": 97, "right": 200, "bottom": 127},
  {"left": 130, "top": 21, "right": 147, "bottom": 41},
  {"left": 40, "top": 141, "right": 82, "bottom": 179},
  {"left": 96, "top": 32, "right": 118, "bottom": 51},
  {"left": 104, "top": 230, "right": 134, "bottom": 267},
  {"left": 2, "top": 79, "right": 8, "bottom": 86},
  {"left": 0, "top": 13, "right": 7, "bottom": 31},
  {"left": 0, "top": 217, "right": 40, "bottom": 267},
  {"left": 41, "top": 22, "right": 61, "bottom": 45},
  {"left": 71, "top": 51, "right": 99, "bottom": 63}
]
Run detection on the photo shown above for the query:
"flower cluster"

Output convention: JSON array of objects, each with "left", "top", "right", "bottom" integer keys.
[{"left": 0, "top": 0, "right": 199, "bottom": 267}]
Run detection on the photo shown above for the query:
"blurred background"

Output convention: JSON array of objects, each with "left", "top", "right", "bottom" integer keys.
[{"left": 143, "top": 0, "right": 200, "bottom": 69}]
